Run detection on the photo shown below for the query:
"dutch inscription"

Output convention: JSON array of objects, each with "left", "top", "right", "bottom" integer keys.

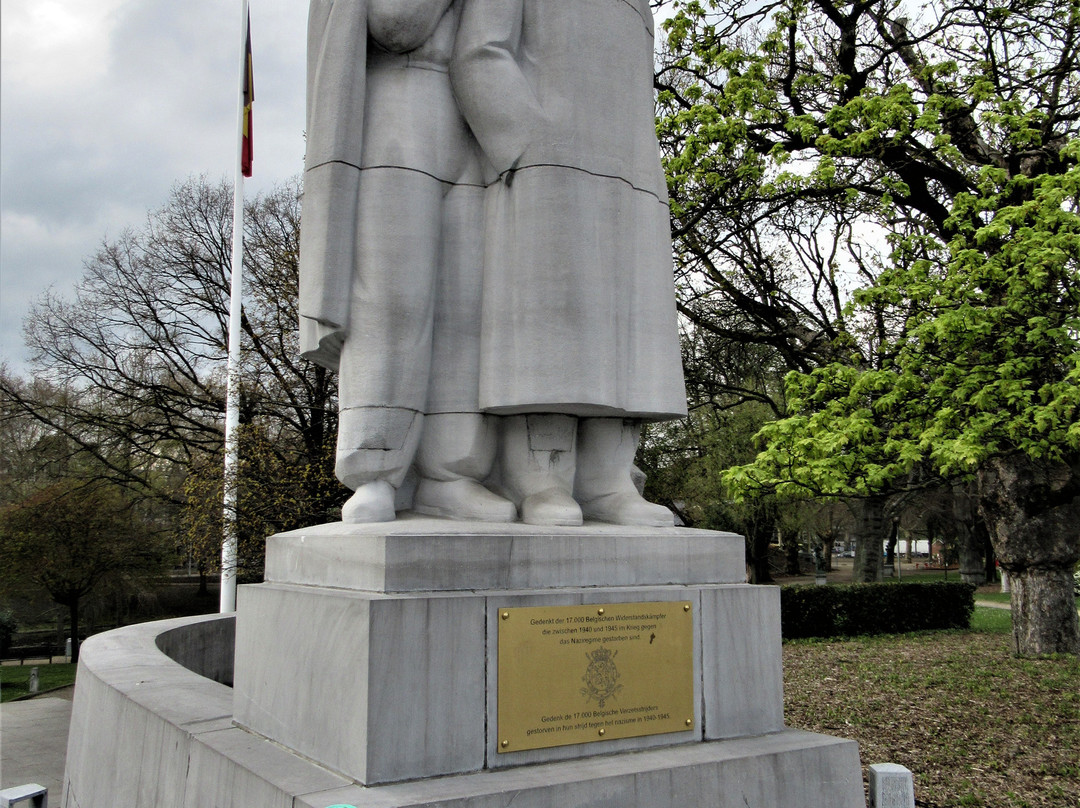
[{"left": 497, "top": 601, "right": 695, "bottom": 753}]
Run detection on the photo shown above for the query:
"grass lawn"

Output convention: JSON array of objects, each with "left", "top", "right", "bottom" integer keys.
[
  {"left": 975, "top": 591, "right": 1014, "bottom": 605},
  {"left": 0, "top": 663, "right": 78, "bottom": 702},
  {"left": 784, "top": 607, "right": 1080, "bottom": 807}
]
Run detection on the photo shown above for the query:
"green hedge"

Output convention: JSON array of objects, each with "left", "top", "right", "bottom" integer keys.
[{"left": 780, "top": 581, "right": 976, "bottom": 639}]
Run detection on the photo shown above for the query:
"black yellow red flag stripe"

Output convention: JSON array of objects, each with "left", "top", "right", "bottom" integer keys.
[{"left": 241, "top": 12, "right": 254, "bottom": 177}]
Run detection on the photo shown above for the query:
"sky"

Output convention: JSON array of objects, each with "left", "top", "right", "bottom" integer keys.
[
  {"left": 0, "top": 1, "right": 679, "bottom": 375},
  {"left": 0, "top": 0, "right": 309, "bottom": 373}
]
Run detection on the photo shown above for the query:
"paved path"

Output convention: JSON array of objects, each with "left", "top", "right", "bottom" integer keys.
[
  {"left": 1, "top": 686, "right": 73, "bottom": 802},
  {"left": 974, "top": 599, "right": 1080, "bottom": 616}
]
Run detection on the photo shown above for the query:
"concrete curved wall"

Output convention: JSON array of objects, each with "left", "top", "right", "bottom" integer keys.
[
  {"left": 60, "top": 610, "right": 864, "bottom": 808},
  {"left": 61, "top": 613, "right": 351, "bottom": 808}
]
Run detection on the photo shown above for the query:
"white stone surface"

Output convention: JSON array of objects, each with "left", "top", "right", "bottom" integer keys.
[
  {"left": 869, "top": 762, "right": 916, "bottom": 808},
  {"left": 62, "top": 616, "right": 250, "bottom": 808},
  {"left": 263, "top": 517, "right": 745, "bottom": 592},
  {"left": 701, "top": 586, "right": 785, "bottom": 739},
  {"left": 0, "top": 782, "right": 47, "bottom": 808},
  {"left": 299, "top": 728, "right": 865, "bottom": 808},
  {"left": 63, "top": 606, "right": 866, "bottom": 808},
  {"left": 451, "top": 0, "right": 685, "bottom": 419},
  {"left": 299, "top": 0, "right": 505, "bottom": 509},
  {"left": 233, "top": 584, "right": 487, "bottom": 785},
  {"left": 298, "top": 0, "right": 687, "bottom": 522},
  {"left": 236, "top": 530, "right": 789, "bottom": 784}
]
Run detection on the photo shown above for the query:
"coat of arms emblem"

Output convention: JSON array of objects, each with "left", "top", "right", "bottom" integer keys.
[{"left": 581, "top": 646, "right": 622, "bottom": 707}]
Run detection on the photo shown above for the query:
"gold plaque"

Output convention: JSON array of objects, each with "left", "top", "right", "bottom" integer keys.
[{"left": 497, "top": 601, "right": 694, "bottom": 753}]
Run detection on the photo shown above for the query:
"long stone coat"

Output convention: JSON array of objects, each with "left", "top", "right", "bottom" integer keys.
[{"left": 451, "top": 0, "right": 687, "bottom": 421}]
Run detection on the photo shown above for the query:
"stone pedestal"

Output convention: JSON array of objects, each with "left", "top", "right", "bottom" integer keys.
[{"left": 231, "top": 517, "right": 865, "bottom": 806}]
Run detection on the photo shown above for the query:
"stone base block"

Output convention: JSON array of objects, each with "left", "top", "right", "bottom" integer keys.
[
  {"left": 233, "top": 521, "right": 784, "bottom": 785},
  {"left": 66, "top": 614, "right": 864, "bottom": 808},
  {"left": 65, "top": 521, "right": 867, "bottom": 807},
  {"left": 233, "top": 581, "right": 785, "bottom": 784},
  {"left": 262, "top": 516, "right": 746, "bottom": 592}
]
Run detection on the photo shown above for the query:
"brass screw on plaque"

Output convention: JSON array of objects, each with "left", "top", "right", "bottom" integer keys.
[
  {"left": 686, "top": 718, "right": 693, "bottom": 727},
  {"left": 501, "top": 611, "right": 510, "bottom": 620},
  {"left": 597, "top": 607, "right": 605, "bottom": 616},
  {"left": 684, "top": 603, "right": 691, "bottom": 612},
  {"left": 598, "top": 728, "right": 606, "bottom": 737},
  {"left": 501, "top": 740, "right": 509, "bottom": 748}
]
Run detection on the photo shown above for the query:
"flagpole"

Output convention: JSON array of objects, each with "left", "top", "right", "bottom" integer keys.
[{"left": 222, "top": 0, "right": 251, "bottom": 613}]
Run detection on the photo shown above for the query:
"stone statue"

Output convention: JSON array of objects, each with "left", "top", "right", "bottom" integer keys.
[
  {"left": 298, "top": 0, "right": 515, "bottom": 524},
  {"left": 298, "top": 0, "right": 687, "bottom": 526}
]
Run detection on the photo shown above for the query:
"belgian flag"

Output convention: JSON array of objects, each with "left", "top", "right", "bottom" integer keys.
[{"left": 241, "top": 12, "right": 254, "bottom": 177}]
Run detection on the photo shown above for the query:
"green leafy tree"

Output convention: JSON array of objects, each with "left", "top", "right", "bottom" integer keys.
[
  {"left": 660, "top": 0, "right": 1080, "bottom": 653},
  {"left": 182, "top": 424, "right": 342, "bottom": 584},
  {"left": 0, "top": 479, "right": 171, "bottom": 662},
  {"left": 1, "top": 178, "right": 345, "bottom": 579},
  {"left": 730, "top": 159, "right": 1079, "bottom": 654}
]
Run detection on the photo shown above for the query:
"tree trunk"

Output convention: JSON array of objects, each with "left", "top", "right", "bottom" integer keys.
[
  {"left": 884, "top": 519, "right": 899, "bottom": 576},
  {"left": 69, "top": 598, "right": 81, "bottom": 664},
  {"left": 978, "top": 453, "right": 1080, "bottom": 657},
  {"left": 952, "top": 483, "right": 987, "bottom": 586},
  {"left": 821, "top": 538, "right": 834, "bottom": 572},
  {"left": 852, "top": 496, "right": 886, "bottom": 582},
  {"left": 745, "top": 519, "right": 774, "bottom": 584},
  {"left": 1009, "top": 569, "right": 1080, "bottom": 656},
  {"left": 781, "top": 528, "right": 801, "bottom": 575}
]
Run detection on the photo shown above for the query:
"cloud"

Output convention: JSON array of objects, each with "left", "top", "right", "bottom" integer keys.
[{"left": 0, "top": 0, "right": 307, "bottom": 371}]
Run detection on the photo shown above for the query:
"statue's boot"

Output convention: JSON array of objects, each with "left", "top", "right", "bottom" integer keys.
[
  {"left": 575, "top": 418, "right": 673, "bottom": 526},
  {"left": 336, "top": 406, "right": 422, "bottom": 524},
  {"left": 341, "top": 480, "right": 396, "bottom": 523},
  {"left": 498, "top": 414, "right": 582, "bottom": 526},
  {"left": 414, "top": 413, "right": 516, "bottom": 521}
]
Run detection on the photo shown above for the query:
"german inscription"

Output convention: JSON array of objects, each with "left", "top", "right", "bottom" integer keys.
[{"left": 497, "top": 601, "right": 695, "bottom": 753}]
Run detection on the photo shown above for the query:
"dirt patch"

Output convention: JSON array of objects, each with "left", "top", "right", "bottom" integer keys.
[{"left": 784, "top": 630, "right": 1080, "bottom": 807}]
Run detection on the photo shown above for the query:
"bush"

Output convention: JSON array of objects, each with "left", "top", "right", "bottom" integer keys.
[
  {"left": 780, "top": 585, "right": 840, "bottom": 639},
  {"left": 781, "top": 581, "right": 975, "bottom": 640}
]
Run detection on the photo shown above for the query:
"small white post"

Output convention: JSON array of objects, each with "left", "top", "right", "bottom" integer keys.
[{"left": 868, "top": 763, "right": 915, "bottom": 808}]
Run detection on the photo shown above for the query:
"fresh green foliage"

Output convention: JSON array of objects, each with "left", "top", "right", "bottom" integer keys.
[
  {"left": 653, "top": 1, "right": 1079, "bottom": 605},
  {"left": 728, "top": 156, "right": 1080, "bottom": 498},
  {"left": 658, "top": 0, "right": 1080, "bottom": 502}
]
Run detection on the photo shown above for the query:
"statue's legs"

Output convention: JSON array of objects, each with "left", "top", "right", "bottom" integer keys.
[
  {"left": 412, "top": 181, "right": 515, "bottom": 521},
  {"left": 336, "top": 168, "right": 442, "bottom": 522},
  {"left": 575, "top": 418, "right": 674, "bottom": 526},
  {"left": 497, "top": 414, "right": 583, "bottom": 526},
  {"left": 414, "top": 413, "right": 516, "bottom": 521}
]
